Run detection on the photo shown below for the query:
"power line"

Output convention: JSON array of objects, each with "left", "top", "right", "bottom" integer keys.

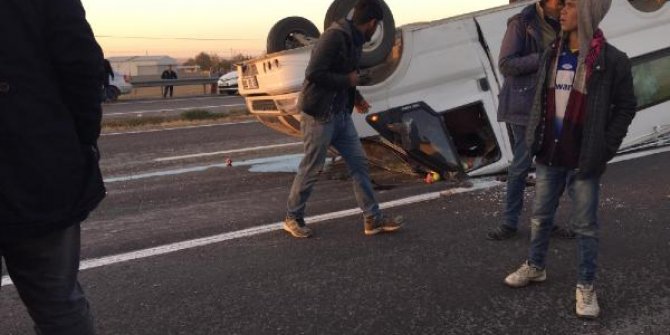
[{"left": 95, "top": 35, "right": 261, "bottom": 41}]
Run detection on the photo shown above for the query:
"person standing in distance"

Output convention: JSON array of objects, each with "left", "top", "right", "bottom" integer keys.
[{"left": 161, "top": 64, "right": 178, "bottom": 98}]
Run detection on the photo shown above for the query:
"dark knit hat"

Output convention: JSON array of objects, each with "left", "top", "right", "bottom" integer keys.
[{"left": 353, "top": 0, "right": 384, "bottom": 25}]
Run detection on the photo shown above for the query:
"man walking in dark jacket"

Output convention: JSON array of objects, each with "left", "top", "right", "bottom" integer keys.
[
  {"left": 487, "top": 0, "right": 577, "bottom": 240},
  {"left": 0, "top": 0, "right": 105, "bottom": 333},
  {"left": 283, "top": 0, "right": 402, "bottom": 238},
  {"left": 504, "top": 0, "right": 637, "bottom": 318}
]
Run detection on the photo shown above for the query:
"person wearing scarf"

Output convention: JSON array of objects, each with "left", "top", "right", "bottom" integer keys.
[{"left": 503, "top": 0, "right": 637, "bottom": 319}]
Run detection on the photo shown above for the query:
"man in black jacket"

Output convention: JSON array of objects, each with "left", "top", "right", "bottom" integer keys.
[
  {"left": 161, "top": 65, "right": 178, "bottom": 98},
  {"left": 0, "top": 0, "right": 105, "bottom": 333},
  {"left": 283, "top": 0, "right": 402, "bottom": 238}
]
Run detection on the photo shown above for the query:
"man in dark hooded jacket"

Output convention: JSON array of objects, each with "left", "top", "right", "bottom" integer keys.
[
  {"left": 503, "top": 0, "right": 637, "bottom": 319},
  {"left": 282, "top": 0, "right": 403, "bottom": 238},
  {"left": 0, "top": 0, "right": 105, "bottom": 333}
]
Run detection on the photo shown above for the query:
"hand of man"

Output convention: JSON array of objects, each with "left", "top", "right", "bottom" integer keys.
[
  {"left": 348, "top": 71, "right": 359, "bottom": 87},
  {"left": 355, "top": 99, "right": 371, "bottom": 114}
]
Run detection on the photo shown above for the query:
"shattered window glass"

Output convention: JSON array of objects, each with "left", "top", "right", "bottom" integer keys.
[{"left": 401, "top": 110, "right": 461, "bottom": 170}]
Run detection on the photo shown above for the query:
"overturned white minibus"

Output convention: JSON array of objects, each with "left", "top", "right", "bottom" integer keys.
[{"left": 239, "top": 0, "right": 670, "bottom": 177}]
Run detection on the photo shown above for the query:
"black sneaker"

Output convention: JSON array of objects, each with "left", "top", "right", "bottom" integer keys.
[
  {"left": 283, "top": 217, "right": 313, "bottom": 238},
  {"left": 551, "top": 226, "right": 576, "bottom": 239},
  {"left": 486, "top": 225, "right": 517, "bottom": 240},
  {"left": 364, "top": 215, "right": 403, "bottom": 236}
]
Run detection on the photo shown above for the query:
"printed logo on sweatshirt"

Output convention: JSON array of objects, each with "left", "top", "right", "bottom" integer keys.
[{"left": 554, "top": 51, "right": 578, "bottom": 135}]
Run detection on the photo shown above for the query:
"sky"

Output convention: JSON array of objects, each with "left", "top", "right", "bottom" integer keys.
[{"left": 82, "top": 0, "right": 509, "bottom": 60}]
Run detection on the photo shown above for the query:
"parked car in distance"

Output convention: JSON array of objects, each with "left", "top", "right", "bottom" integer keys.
[
  {"left": 105, "top": 71, "right": 133, "bottom": 102},
  {"left": 217, "top": 71, "right": 239, "bottom": 95}
]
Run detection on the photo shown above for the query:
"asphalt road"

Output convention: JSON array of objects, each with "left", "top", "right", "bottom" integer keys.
[
  {"left": 102, "top": 95, "right": 246, "bottom": 118},
  {"left": 0, "top": 111, "right": 668, "bottom": 334}
]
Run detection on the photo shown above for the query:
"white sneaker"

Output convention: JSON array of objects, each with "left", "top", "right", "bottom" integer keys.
[
  {"left": 576, "top": 284, "right": 600, "bottom": 318},
  {"left": 504, "top": 261, "right": 547, "bottom": 288}
]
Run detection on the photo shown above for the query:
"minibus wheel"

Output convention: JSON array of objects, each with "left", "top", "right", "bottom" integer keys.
[
  {"left": 324, "top": 0, "right": 395, "bottom": 68},
  {"left": 267, "top": 16, "right": 321, "bottom": 53}
]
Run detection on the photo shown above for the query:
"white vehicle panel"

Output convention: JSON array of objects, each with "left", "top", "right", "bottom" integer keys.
[{"left": 240, "top": 0, "right": 670, "bottom": 176}]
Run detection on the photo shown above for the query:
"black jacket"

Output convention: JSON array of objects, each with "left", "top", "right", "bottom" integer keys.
[
  {"left": 526, "top": 42, "right": 637, "bottom": 178},
  {"left": 297, "top": 19, "right": 364, "bottom": 121},
  {"left": 0, "top": 0, "right": 106, "bottom": 237},
  {"left": 161, "top": 69, "right": 178, "bottom": 80}
]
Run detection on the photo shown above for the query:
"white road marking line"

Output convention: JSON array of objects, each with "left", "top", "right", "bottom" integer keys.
[
  {"left": 102, "top": 121, "right": 257, "bottom": 136},
  {"left": 0, "top": 180, "right": 502, "bottom": 287},
  {"left": 104, "top": 154, "right": 304, "bottom": 183},
  {"left": 3, "top": 149, "right": 668, "bottom": 287},
  {"left": 154, "top": 142, "right": 303, "bottom": 162},
  {"left": 105, "top": 104, "right": 245, "bottom": 116}
]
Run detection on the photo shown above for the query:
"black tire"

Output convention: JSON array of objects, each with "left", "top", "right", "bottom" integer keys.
[
  {"left": 267, "top": 17, "right": 321, "bottom": 54},
  {"left": 324, "top": 0, "right": 395, "bottom": 68}
]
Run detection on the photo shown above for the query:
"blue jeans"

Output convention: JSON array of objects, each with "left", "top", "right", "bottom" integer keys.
[
  {"left": 0, "top": 224, "right": 95, "bottom": 334},
  {"left": 528, "top": 164, "right": 600, "bottom": 284},
  {"left": 503, "top": 124, "right": 533, "bottom": 230},
  {"left": 287, "top": 112, "right": 381, "bottom": 221}
]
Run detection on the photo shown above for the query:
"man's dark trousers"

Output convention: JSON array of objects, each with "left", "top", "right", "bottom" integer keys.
[
  {"left": 0, "top": 224, "right": 95, "bottom": 335},
  {"left": 163, "top": 86, "right": 174, "bottom": 98}
]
